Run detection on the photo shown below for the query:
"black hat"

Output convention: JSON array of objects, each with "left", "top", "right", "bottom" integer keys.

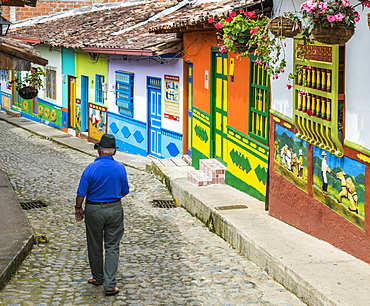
[{"left": 94, "top": 134, "right": 118, "bottom": 149}]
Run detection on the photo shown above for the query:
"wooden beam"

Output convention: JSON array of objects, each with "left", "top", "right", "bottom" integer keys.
[
  {"left": 0, "top": 52, "right": 31, "bottom": 70},
  {"left": 0, "top": 42, "right": 48, "bottom": 66}
]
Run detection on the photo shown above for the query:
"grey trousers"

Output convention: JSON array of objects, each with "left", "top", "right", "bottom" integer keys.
[{"left": 85, "top": 201, "right": 124, "bottom": 290}]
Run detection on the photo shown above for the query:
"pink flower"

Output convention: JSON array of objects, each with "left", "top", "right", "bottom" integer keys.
[
  {"left": 208, "top": 17, "right": 215, "bottom": 23},
  {"left": 239, "top": 8, "right": 245, "bottom": 13},
  {"left": 219, "top": 45, "right": 227, "bottom": 53},
  {"left": 225, "top": 17, "right": 233, "bottom": 22},
  {"left": 254, "top": 60, "right": 262, "bottom": 65},
  {"left": 250, "top": 26, "right": 260, "bottom": 34},
  {"left": 318, "top": 2, "right": 328, "bottom": 11},
  {"left": 301, "top": 0, "right": 318, "bottom": 12},
  {"left": 353, "top": 11, "right": 360, "bottom": 22},
  {"left": 335, "top": 13, "right": 345, "bottom": 21},
  {"left": 286, "top": 84, "right": 293, "bottom": 89},
  {"left": 214, "top": 22, "right": 224, "bottom": 29},
  {"left": 244, "top": 11, "right": 256, "bottom": 17},
  {"left": 229, "top": 12, "right": 237, "bottom": 17},
  {"left": 327, "top": 15, "right": 336, "bottom": 22},
  {"left": 280, "top": 69, "right": 285, "bottom": 73},
  {"left": 342, "top": 0, "right": 350, "bottom": 7}
]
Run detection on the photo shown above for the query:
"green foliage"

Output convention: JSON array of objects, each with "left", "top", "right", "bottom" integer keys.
[{"left": 12, "top": 67, "right": 46, "bottom": 90}]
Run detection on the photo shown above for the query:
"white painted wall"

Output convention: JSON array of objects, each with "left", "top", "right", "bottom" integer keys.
[
  {"left": 34, "top": 45, "right": 63, "bottom": 106},
  {"left": 271, "top": 0, "right": 370, "bottom": 149},
  {"left": 108, "top": 55, "right": 183, "bottom": 134}
]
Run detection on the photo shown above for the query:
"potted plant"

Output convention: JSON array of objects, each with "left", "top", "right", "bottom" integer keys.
[
  {"left": 300, "top": 0, "right": 361, "bottom": 45},
  {"left": 268, "top": 12, "right": 302, "bottom": 38},
  {"left": 11, "top": 67, "right": 46, "bottom": 99},
  {"left": 244, "top": 15, "right": 289, "bottom": 79},
  {"left": 208, "top": 9, "right": 261, "bottom": 53}
]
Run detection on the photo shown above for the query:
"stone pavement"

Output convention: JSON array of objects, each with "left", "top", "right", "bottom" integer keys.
[{"left": 0, "top": 109, "right": 370, "bottom": 305}]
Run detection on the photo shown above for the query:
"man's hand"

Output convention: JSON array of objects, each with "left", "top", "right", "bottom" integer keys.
[{"left": 75, "top": 208, "right": 84, "bottom": 221}]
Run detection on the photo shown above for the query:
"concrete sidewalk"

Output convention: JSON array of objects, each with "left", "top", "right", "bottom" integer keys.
[{"left": 1, "top": 110, "right": 370, "bottom": 305}]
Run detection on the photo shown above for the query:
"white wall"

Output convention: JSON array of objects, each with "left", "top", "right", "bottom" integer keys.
[
  {"left": 108, "top": 55, "right": 183, "bottom": 134},
  {"left": 35, "top": 45, "right": 63, "bottom": 106},
  {"left": 271, "top": 0, "right": 370, "bottom": 150},
  {"left": 343, "top": 8, "right": 370, "bottom": 149}
]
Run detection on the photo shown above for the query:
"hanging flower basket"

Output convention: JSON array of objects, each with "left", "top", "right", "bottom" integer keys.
[
  {"left": 268, "top": 16, "right": 301, "bottom": 38},
  {"left": 232, "top": 41, "right": 249, "bottom": 53},
  {"left": 18, "top": 86, "right": 38, "bottom": 100},
  {"left": 311, "top": 24, "right": 355, "bottom": 45}
]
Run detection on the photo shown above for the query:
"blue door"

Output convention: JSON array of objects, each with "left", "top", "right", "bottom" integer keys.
[
  {"left": 81, "top": 75, "right": 89, "bottom": 132},
  {"left": 147, "top": 77, "right": 162, "bottom": 158}
]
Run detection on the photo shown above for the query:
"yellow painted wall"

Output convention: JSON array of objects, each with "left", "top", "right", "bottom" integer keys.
[{"left": 75, "top": 50, "right": 108, "bottom": 104}]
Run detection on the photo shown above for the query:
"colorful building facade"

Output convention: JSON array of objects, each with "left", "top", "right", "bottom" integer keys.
[
  {"left": 181, "top": 31, "right": 269, "bottom": 201},
  {"left": 268, "top": 0, "right": 370, "bottom": 263}
]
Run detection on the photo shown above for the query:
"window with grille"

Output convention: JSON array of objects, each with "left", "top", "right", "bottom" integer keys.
[
  {"left": 95, "top": 74, "right": 104, "bottom": 104},
  {"left": 45, "top": 66, "right": 56, "bottom": 100},
  {"left": 293, "top": 41, "right": 344, "bottom": 157},
  {"left": 248, "top": 55, "right": 270, "bottom": 144},
  {"left": 115, "top": 71, "right": 134, "bottom": 117}
]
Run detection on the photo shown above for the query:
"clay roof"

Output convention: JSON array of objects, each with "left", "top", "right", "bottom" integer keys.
[
  {"left": 7, "top": 0, "right": 272, "bottom": 55},
  {"left": 149, "top": 0, "right": 273, "bottom": 34}
]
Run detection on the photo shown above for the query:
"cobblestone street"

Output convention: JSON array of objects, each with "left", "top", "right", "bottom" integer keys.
[{"left": 0, "top": 121, "right": 304, "bottom": 305}]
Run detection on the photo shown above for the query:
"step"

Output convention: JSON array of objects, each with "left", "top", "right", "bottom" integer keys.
[
  {"left": 200, "top": 159, "right": 227, "bottom": 184},
  {"left": 188, "top": 169, "right": 212, "bottom": 186}
]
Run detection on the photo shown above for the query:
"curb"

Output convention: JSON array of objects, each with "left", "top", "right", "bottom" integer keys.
[
  {"left": 0, "top": 170, "right": 34, "bottom": 291},
  {"left": 151, "top": 159, "right": 370, "bottom": 306}
]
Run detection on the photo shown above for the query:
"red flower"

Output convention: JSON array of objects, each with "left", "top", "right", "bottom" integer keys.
[
  {"left": 239, "top": 8, "right": 245, "bottom": 13},
  {"left": 208, "top": 17, "right": 215, "bottom": 23},
  {"left": 307, "top": 109, "right": 313, "bottom": 116},
  {"left": 286, "top": 84, "right": 293, "bottom": 89},
  {"left": 250, "top": 26, "right": 260, "bottom": 34},
  {"left": 229, "top": 12, "right": 237, "bottom": 17},
  {"left": 225, "top": 17, "right": 233, "bottom": 22}
]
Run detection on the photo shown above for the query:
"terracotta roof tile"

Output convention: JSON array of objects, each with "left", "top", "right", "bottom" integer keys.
[{"left": 8, "top": 0, "right": 272, "bottom": 54}]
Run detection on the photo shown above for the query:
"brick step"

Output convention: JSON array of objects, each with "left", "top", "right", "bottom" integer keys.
[
  {"left": 187, "top": 169, "right": 212, "bottom": 186},
  {"left": 200, "top": 158, "right": 227, "bottom": 184},
  {"left": 188, "top": 159, "right": 227, "bottom": 186}
]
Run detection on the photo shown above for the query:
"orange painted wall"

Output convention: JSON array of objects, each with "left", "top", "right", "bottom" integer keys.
[
  {"left": 183, "top": 32, "right": 217, "bottom": 115},
  {"left": 228, "top": 54, "right": 251, "bottom": 136},
  {"left": 183, "top": 32, "right": 251, "bottom": 137}
]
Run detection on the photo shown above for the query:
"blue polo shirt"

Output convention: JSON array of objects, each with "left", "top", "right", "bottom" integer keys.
[{"left": 76, "top": 156, "right": 129, "bottom": 202}]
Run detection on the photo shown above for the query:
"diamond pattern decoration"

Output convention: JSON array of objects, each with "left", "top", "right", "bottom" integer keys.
[
  {"left": 110, "top": 122, "right": 119, "bottom": 134},
  {"left": 133, "top": 130, "right": 144, "bottom": 143},
  {"left": 166, "top": 142, "right": 180, "bottom": 157},
  {"left": 121, "top": 126, "right": 131, "bottom": 138}
]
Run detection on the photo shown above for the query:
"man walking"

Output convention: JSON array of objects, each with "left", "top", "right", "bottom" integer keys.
[{"left": 75, "top": 134, "right": 129, "bottom": 296}]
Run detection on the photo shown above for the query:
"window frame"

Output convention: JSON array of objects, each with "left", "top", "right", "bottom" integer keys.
[
  {"left": 115, "top": 71, "right": 134, "bottom": 117},
  {"left": 248, "top": 54, "right": 270, "bottom": 145},
  {"left": 45, "top": 66, "right": 57, "bottom": 101},
  {"left": 292, "top": 40, "right": 344, "bottom": 157},
  {"left": 95, "top": 74, "right": 105, "bottom": 104}
]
